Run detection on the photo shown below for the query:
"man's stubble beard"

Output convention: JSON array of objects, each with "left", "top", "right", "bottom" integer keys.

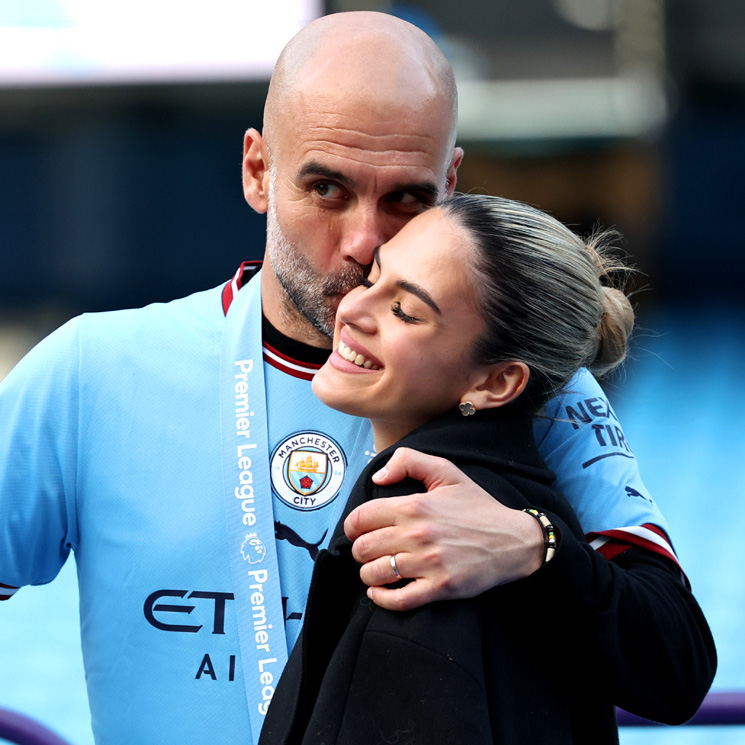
[{"left": 265, "top": 184, "right": 365, "bottom": 339}]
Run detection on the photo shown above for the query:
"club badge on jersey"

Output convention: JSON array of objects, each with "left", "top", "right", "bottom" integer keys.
[{"left": 270, "top": 431, "right": 347, "bottom": 511}]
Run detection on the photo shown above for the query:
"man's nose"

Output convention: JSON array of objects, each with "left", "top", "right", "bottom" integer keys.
[{"left": 340, "top": 205, "right": 392, "bottom": 266}]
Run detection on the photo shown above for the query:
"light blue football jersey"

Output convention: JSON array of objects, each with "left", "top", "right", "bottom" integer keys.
[
  {"left": 0, "top": 269, "right": 671, "bottom": 744},
  {"left": 0, "top": 279, "right": 371, "bottom": 743}
]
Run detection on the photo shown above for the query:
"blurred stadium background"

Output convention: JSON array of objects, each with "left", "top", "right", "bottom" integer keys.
[{"left": 1, "top": 1, "right": 743, "bottom": 743}]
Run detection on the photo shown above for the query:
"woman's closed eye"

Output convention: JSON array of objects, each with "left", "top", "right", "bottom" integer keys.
[
  {"left": 391, "top": 301, "right": 421, "bottom": 324},
  {"left": 359, "top": 267, "right": 424, "bottom": 323}
]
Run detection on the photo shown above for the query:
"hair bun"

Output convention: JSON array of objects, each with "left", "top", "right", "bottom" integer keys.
[{"left": 590, "top": 286, "right": 634, "bottom": 378}]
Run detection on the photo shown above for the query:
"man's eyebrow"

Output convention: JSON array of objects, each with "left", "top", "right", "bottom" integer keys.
[
  {"left": 297, "top": 161, "right": 353, "bottom": 185},
  {"left": 374, "top": 247, "right": 441, "bottom": 315}
]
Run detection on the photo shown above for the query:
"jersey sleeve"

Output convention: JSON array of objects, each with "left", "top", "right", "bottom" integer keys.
[
  {"left": 0, "top": 317, "right": 82, "bottom": 595},
  {"left": 534, "top": 368, "right": 678, "bottom": 566}
]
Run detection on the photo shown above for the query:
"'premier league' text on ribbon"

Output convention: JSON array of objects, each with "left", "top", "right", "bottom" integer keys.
[{"left": 234, "top": 359, "right": 257, "bottom": 526}]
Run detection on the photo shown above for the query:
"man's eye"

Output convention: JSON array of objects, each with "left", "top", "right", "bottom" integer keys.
[
  {"left": 387, "top": 191, "right": 432, "bottom": 211},
  {"left": 313, "top": 181, "right": 345, "bottom": 200}
]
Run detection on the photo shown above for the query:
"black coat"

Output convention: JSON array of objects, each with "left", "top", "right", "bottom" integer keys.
[{"left": 260, "top": 407, "right": 716, "bottom": 745}]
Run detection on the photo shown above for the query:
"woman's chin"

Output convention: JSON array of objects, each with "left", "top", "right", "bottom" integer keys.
[{"left": 312, "top": 364, "right": 352, "bottom": 413}]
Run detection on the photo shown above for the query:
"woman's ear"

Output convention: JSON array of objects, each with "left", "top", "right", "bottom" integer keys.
[
  {"left": 462, "top": 361, "right": 530, "bottom": 411},
  {"left": 242, "top": 128, "right": 271, "bottom": 214}
]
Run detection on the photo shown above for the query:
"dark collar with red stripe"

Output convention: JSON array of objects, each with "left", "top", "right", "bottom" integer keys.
[
  {"left": 221, "top": 261, "right": 262, "bottom": 316},
  {"left": 221, "top": 261, "right": 330, "bottom": 378}
]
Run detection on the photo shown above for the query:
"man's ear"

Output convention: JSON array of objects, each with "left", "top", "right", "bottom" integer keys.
[
  {"left": 242, "top": 128, "right": 271, "bottom": 214},
  {"left": 463, "top": 361, "right": 530, "bottom": 411},
  {"left": 445, "top": 146, "right": 465, "bottom": 197}
]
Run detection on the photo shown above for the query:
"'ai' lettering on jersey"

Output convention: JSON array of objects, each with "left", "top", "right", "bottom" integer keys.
[{"left": 270, "top": 432, "right": 346, "bottom": 511}]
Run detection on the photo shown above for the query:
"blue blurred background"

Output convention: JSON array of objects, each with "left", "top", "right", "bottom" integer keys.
[{"left": 1, "top": 1, "right": 743, "bottom": 743}]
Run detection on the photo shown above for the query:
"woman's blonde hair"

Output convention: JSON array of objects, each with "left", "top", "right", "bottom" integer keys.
[{"left": 441, "top": 194, "right": 634, "bottom": 410}]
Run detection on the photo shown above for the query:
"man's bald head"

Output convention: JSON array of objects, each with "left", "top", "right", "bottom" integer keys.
[{"left": 263, "top": 11, "right": 458, "bottom": 160}]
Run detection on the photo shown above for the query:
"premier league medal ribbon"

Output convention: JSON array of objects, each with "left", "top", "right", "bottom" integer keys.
[{"left": 220, "top": 271, "right": 289, "bottom": 742}]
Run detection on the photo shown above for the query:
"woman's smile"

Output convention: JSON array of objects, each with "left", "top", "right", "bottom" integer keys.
[
  {"left": 329, "top": 327, "right": 383, "bottom": 373},
  {"left": 336, "top": 339, "right": 382, "bottom": 370}
]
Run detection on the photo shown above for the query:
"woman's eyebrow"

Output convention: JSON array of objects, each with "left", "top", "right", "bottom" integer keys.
[
  {"left": 398, "top": 280, "right": 441, "bottom": 315},
  {"left": 374, "top": 247, "right": 441, "bottom": 315}
]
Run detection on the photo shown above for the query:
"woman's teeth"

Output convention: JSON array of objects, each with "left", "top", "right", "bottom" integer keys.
[{"left": 337, "top": 340, "right": 380, "bottom": 370}]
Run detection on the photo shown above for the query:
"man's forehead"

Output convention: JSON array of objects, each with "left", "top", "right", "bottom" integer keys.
[
  {"left": 279, "top": 82, "right": 452, "bottom": 153},
  {"left": 283, "top": 119, "right": 449, "bottom": 180}
]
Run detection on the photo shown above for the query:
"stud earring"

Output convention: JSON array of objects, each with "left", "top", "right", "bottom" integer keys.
[{"left": 459, "top": 401, "right": 476, "bottom": 417}]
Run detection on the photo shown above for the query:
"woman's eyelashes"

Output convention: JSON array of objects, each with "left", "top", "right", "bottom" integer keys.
[
  {"left": 358, "top": 277, "right": 422, "bottom": 323},
  {"left": 391, "top": 301, "right": 420, "bottom": 324}
]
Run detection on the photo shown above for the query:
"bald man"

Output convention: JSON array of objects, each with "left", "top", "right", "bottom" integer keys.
[{"left": 0, "top": 12, "right": 711, "bottom": 745}]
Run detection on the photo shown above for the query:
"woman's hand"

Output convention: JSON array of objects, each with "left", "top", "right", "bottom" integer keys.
[{"left": 343, "top": 447, "right": 544, "bottom": 610}]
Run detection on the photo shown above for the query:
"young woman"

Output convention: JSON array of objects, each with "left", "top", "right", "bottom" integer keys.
[{"left": 259, "top": 195, "right": 715, "bottom": 745}]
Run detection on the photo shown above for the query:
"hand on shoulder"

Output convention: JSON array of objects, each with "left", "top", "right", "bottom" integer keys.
[{"left": 344, "top": 447, "right": 544, "bottom": 611}]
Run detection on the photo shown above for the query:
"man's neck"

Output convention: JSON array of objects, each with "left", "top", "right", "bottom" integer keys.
[{"left": 261, "top": 315, "right": 332, "bottom": 366}]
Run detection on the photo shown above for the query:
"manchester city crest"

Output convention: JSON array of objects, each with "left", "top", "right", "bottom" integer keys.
[{"left": 270, "top": 432, "right": 346, "bottom": 510}]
